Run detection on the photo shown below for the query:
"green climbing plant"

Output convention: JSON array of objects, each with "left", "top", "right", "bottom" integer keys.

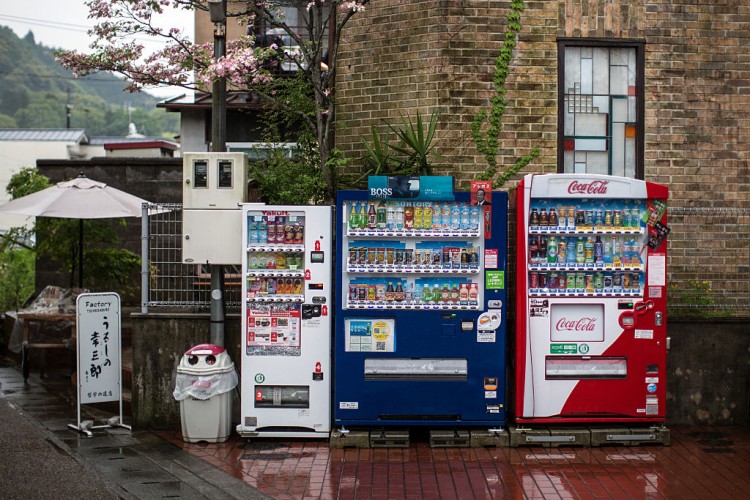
[{"left": 471, "top": 0, "right": 540, "bottom": 188}]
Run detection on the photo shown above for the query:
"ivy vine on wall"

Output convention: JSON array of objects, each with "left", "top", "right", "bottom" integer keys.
[{"left": 472, "top": 0, "right": 540, "bottom": 188}]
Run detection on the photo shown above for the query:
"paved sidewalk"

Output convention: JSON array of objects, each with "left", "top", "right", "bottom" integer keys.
[{"left": 0, "top": 355, "right": 269, "bottom": 499}]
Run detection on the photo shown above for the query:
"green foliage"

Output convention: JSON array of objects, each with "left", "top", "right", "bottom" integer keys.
[
  {"left": 248, "top": 150, "right": 327, "bottom": 205},
  {"left": 0, "top": 247, "right": 35, "bottom": 311},
  {"left": 668, "top": 280, "right": 719, "bottom": 318},
  {"left": 345, "top": 111, "right": 441, "bottom": 189},
  {"left": 0, "top": 26, "right": 178, "bottom": 137},
  {"left": 471, "top": 0, "right": 539, "bottom": 189},
  {"left": 3, "top": 168, "right": 141, "bottom": 296},
  {"left": 387, "top": 111, "right": 440, "bottom": 176},
  {"left": 6, "top": 167, "right": 51, "bottom": 198}
]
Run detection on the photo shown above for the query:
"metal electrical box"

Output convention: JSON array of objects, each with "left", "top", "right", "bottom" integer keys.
[{"left": 182, "top": 152, "right": 248, "bottom": 264}]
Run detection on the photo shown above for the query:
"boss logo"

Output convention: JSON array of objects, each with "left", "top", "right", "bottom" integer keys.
[{"left": 369, "top": 187, "right": 392, "bottom": 198}]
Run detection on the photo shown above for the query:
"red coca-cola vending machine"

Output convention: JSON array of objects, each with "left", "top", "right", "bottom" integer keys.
[{"left": 514, "top": 173, "right": 670, "bottom": 433}]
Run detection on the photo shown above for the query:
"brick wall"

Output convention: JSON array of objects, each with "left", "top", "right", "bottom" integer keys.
[{"left": 336, "top": 0, "right": 749, "bottom": 205}]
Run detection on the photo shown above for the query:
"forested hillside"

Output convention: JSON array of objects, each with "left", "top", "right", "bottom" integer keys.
[{"left": 0, "top": 26, "right": 179, "bottom": 138}]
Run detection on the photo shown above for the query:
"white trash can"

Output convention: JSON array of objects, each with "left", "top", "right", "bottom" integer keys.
[{"left": 173, "top": 344, "right": 238, "bottom": 443}]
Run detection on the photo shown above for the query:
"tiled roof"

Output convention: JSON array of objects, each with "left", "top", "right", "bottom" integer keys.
[{"left": 0, "top": 128, "right": 89, "bottom": 143}]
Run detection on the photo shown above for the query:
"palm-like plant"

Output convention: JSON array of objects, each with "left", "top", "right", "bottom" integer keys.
[{"left": 387, "top": 110, "right": 440, "bottom": 175}]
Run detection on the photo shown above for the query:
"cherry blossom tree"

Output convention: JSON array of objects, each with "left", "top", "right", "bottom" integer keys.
[{"left": 57, "top": 0, "right": 369, "bottom": 197}]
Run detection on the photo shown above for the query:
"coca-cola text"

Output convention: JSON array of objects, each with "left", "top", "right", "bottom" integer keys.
[
  {"left": 555, "top": 317, "right": 597, "bottom": 332},
  {"left": 568, "top": 180, "right": 609, "bottom": 195}
]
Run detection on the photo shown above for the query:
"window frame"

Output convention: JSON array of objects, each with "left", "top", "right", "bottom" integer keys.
[{"left": 557, "top": 38, "right": 646, "bottom": 180}]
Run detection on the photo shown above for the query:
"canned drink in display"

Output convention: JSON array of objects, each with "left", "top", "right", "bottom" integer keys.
[
  {"left": 294, "top": 222, "right": 304, "bottom": 244},
  {"left": 366, "top": 284, "right": 376, "bottom": 301},
  {"left": 558, "top": 272, "right": 567, "bottom": 290},
  {"left": 423, "top": 249, "right": 432, "bottom": 267},
  {"left": 575, "top": 272, "right": 585, "bottom": 291},
  {"left": 575, "top": 210, "right": 585, "bottom": 227},
  {"left": 529, "top": 271, "right": 539, "bottom": 290},
  {"left": 549, "top": 272, "right": 558, "bottom": 290},
  {"left": 622, "top": 272, "right": 631, "bottom": 290},
  {"left": 285, "top": 224, "right": 295, "bottom": 244},
  {"left": 585, "top": 273, "right": 594, "bottom": 293},
  {"left": 376, "top": 248, "right": 386, "bottom": 265},
  {"left": 539, "top": 272, "right": 548, "bottom": 290},
  {"left": 604, "top": 210, "right": 613, "bottom": 227},
  {"left": 632, "top": 272, "right": 641, "bottom": 291},
  {"left": 357, "top": 285, "right": 366, "bottom": 301},
  {"left": 567, "top": 207, "right": 576, "bottom": 229},
  {"left": 594, "top": 272, "right": 603, "bottom": 292},
  {"left": 386, "top": 248, "right": 395, "bottom": 265},
  {"left": 603, "top": 273, "right": 613, "bottom": 292},
  {"left": 432, "top": 250, "right": 442, "bottom": 267},
  {"left": 268, "top": 220, "right": 276, "bottom": 243},
  {"left": 349, "top": 284, "right": 357, "bottom": 301},
  {"left": 594, "top": 210, "right": 604, "bottom": 227},
  {"left": 413, "top": 249, "right": 423, "bottom": 266},
  {"left": 567, "top": 272, "right": 577, "bottom": 290},
  {"left": 394, "top": 249, "right": 405, "bottom": 265},
  {"left": 404, "top": 249, "right": 413, "bottom": 265},
  {"left": 613, "top": 272, "right": 623, "bottom": 291},
  {"left": 622, "top": 209, "right": 631, "bottom": 229},
  {"left": 443, "top": 247, "right": 452, "bottom": 266},
  {"left": 348, "top": 248, "right": 357, "bottom": 265},
  {"left": 613, "top": 210, "right": 622, "bottom": 228},
  {"left": 376, "top": 283, "right": 386, "bottom": 301},
  {"left": 585, "top": 210, "right": 594, "bottom": 227}
]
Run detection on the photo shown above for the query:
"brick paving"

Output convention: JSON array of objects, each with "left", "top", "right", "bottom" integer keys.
[{"left": 157, "top": 425, "right": 750, "bottom": 499}]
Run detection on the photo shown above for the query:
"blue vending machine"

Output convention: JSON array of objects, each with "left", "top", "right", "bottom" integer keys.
[{"left": 334, "top": 177, "right": 508, "bottom": 429}]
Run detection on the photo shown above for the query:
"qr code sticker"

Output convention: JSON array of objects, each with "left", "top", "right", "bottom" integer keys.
[{"left": 376, "top": 341, "right": 386, "bottom": 351}]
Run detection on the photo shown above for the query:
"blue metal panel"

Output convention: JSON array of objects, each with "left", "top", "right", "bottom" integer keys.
[{"left": 334, "top": 189, "right": 508, "bottom": 427}]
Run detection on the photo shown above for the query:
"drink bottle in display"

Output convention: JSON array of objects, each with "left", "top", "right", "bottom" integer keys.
[
  {"left": 403, "top": 204, "right": 414, "bottom": 228},
  {"left": 567, "top": 237, "right": 576, "bottom": 264},
  {"left": 441, "top": 203, "right": 451, "bottom": 229},
  {"left": 530, "top": 208, "right": 539, "bottom": 226},
  {"left": 386, "top": 203, "right": 395, "bottom": 228},
  {"left": 451, "top": 203, "right": 461, "bottom": 230},
  {"left": 368, "top": 203, "right": 377, "bottom": 229},
  {"left": 576, "top": 237, "right": 585, "bottom": 264},
  {"left": 603, "top": 237, "right": 613, "bottom": 265},
  {"left": 414, "top": 203, "right": 423, "bottom": 229},
  {"left": 470, "top": 205, "right": 480, "bottom": 229},
  {"left": 460, "top": 203, "right": 470, "bottom": 229},
  {"left": 557, "top": 238, "right": 567, "bottom": 264},
  {"left": 432, "top": 203, "right": 442, "bottom": 229},
  {"left": 349, "top": 203, "right": 358, "bottom": 229},
  {"left": 539, "top": 208, "right": 548, "bottom": 226},
  {"left": 584, "top": 237, "right": 594, "bottom": 264},
  {"left": 548, "top": 207, "right": 558, "bottom": 227},
  {"left": 423, "top": 202, "right": 433, "bottom": 228},
  {"left": 529, "top": 236, "right": 539, "bottom": 264},
  {"left": 594, "top": 235, "right": 603, "bottom": 263},
  {"left": 539, "top": 236, "right": 547, "bottom": 263},
  {"left": 547, "top": 236, "right": 558, "bottom": 264},
  {"left": 395, "top": 203, "right": 404, "bottom": 228}
]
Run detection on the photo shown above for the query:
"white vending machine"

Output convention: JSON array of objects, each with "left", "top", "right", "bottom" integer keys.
[{"left": 237, "top": 204, "right": 333, "bottom": 438}]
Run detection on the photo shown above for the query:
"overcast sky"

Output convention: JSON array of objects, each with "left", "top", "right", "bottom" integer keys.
[{"left": 0, "top": 1, "right": 194, "bottom": 99}]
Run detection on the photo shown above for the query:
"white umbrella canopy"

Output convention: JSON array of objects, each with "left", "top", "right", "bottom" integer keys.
[
  {"left": 0, "top": 175, "right": 148, "bottom": 219},
  {"left": 0, "top": 174, "right": 154, "bottom": 287}
]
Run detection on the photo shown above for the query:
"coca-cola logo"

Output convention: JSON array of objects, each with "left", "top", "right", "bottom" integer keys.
[
  {"left": 556, "top": 317, "right": 597, "bottom": 332},
  {"left": 568, "top": 180, "right": 609, "bottom": 195}
]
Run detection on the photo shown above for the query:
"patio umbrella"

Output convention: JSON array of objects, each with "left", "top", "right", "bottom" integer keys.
[{"left": 0, "top": 173, "right": 154, "bottom": 288}]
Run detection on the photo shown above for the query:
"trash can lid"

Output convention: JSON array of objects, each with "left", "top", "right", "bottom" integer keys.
[{"left": 185, "top": 344, "right": 226, "bottom": 356}]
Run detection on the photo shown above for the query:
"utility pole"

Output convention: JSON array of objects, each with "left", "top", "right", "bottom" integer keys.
[{"left": 207, "top": 0, "right": 228, "bottom": 346}]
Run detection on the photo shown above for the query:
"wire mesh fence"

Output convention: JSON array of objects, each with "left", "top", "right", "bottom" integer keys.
[
  {"left": 141, "top": 204, "right": 242, "bottom": 312},
  {"left": 142, "top": 204, "right": 750, "bottom": 318},
  {"left": 667, "top": 207, "right": 750, "bottom": 318}
]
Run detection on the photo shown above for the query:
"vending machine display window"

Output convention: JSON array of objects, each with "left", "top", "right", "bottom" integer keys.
[{"left": 549, "top": 303, "right": 605, "bottom": 342}]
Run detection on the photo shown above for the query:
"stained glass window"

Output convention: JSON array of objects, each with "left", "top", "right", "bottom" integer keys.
[{"left": 558, "top": 41, "right": 644, "bottom": 179}]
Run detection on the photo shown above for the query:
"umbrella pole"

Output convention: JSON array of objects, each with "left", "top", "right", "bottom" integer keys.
[{"left": 79, "top": 219, "right": 84, "bottom": 289}]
